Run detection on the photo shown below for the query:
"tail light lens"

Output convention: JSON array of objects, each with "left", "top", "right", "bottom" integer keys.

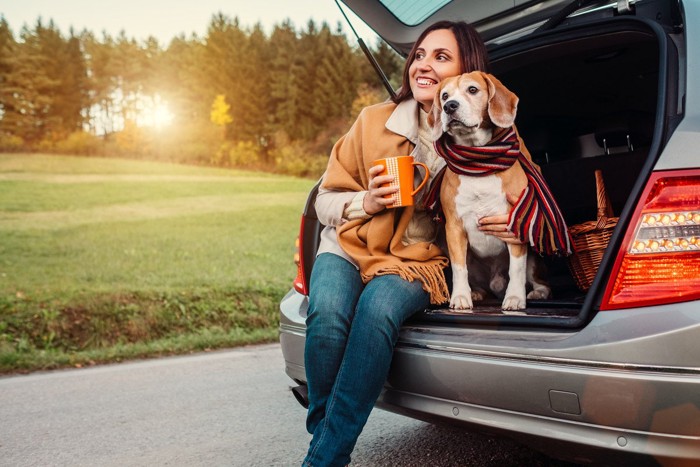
[
  {"left": 600, "top": 169, "right": 700, "bottom": 310},
  {"left": 293, "top": 216, "right": 308, "bottom": 295}
]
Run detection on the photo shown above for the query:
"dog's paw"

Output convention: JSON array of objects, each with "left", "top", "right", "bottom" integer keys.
[
  {"left": 471, "top": 290, "right": 487, "bottom": 301},
  {"left": 450, "top": 294, "right": 473, "bottom": 311},
  {"left": 527, "top": 286, "right": 551, "bottom": 300},
  {"left": 501, "top": 295, "right": 526, "bottom": 311},
  {"left": 489, "top": 275, "right": 507, "bottom": 295}
]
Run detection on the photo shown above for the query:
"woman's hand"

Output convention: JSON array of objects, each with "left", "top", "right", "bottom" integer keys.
[
  {"left": 363, "top": 164, "right": 399, "bottom": 215},
  {"left": 478, "top": 193, "right": 525, "bottom": 245}
]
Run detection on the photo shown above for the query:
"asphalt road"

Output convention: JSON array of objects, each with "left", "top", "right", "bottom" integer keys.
[{"left": 0, "top": 344, "right": 579, "bottom": 466}]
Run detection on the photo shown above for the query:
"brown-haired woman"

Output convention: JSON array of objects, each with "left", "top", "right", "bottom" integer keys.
[{"left": 302, "top": 20, "right": 514, "bottom": 466}]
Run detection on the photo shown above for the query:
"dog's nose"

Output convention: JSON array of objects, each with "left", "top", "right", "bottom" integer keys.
[{"left": 443, "top": 100, "right": 459, "bottom": 115}]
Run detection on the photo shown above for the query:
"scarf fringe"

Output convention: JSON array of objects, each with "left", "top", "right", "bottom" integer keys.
[{"left": 362, "top": 261, "right": 450, "bottom": 305}]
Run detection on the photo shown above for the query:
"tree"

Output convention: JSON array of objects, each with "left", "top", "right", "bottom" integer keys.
[
  {"left": 160, "top": 35, "right": 209, "bottom": 124},
  {"left": 210, "top": 93, "right": 232, "bottom": 139},
  {"left": 112, "top": 32, "right": 146, "bottom": 127},
  {"left": 292, "top": 21, "right": 361, "bottom": 142},
  {"left": 0, "top": 12, "right": 388, "bottom": 169},
  {"left": 0, "top": 18, "right": 23, "bottom": 140},
  {"left": 267, "top": 20, "right": 303, "bottom": 141},
  {"left": 6, "top": 20, "right": 57, "bottom": 144},
  {"left": 202, "top": 13, "right": 249, "bottom": 141},
  {"left": 235, "top": 23, "right": 272, "bottom": 146},
  {"left": 54, "top": 29, "right": 89, "bottom": 134},
  {"left": 82, "top": 31, "right": 117, "bottom": 135}
]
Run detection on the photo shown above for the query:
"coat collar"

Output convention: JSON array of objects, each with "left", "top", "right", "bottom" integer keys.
[{"left": 385, "top": 98, "right": 421, "bottom": 143}]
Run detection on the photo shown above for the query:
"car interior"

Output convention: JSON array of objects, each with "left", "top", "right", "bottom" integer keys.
[{"left": 482, "top": 24, "right": 673, "bottom": 314}]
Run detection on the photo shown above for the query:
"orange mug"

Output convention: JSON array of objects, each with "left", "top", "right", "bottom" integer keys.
[{"left": 371, "top": 156, "right": 430, "bottom": 208}]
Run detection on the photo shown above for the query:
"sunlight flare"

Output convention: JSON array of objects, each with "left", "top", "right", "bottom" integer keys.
[{"left": 139, "top": 95, "right": 175, "bottom": 129}]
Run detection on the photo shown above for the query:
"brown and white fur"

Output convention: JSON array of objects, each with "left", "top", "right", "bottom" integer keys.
[{"left": 429, "top": 71, "right": 550, "bottom": 312}]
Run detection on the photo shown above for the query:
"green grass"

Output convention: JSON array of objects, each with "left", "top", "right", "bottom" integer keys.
[{"left": 0, "top": 153, "right": 316, "bottom": 373}]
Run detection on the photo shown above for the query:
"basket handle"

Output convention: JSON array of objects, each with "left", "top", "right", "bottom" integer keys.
[{"left": 595, "top": 169, "right": 614, "bottom": 228}]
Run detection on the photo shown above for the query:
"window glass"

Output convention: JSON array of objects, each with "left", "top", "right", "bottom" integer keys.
[{"left": 379, "top": 0, "right": 452, "bottom": 25}]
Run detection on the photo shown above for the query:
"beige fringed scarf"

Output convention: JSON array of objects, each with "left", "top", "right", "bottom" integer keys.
[{"left": 322, "top": 101, "right": 450, "bottom": 304}]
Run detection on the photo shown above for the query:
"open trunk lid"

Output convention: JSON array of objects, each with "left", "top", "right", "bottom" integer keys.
[{"left": 339, "top": 0, "right": 575, "bottom": 53}]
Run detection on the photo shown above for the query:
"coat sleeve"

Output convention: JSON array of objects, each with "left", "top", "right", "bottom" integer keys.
[{"left": 315, "top": 179, "right": 365, "bottom": 226}]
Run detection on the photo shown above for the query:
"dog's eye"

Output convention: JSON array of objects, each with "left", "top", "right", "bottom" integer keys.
[
  {"left": 441, "top": 92, "right": 448, "bottom": 101},
  {"left": 467, "top": 86, "right": 478, "bottom": 94}
]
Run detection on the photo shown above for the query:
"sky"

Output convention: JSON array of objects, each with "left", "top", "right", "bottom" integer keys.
[{"left": 1, "top": 0, "right": 378, "bottom": 46}]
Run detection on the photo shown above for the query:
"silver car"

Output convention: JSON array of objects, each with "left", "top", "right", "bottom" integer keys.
[{"left": 280, "top": 0, "right": 700, "bottom": 464}]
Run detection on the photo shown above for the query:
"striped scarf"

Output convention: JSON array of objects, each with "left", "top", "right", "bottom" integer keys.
[{"left": 426, "top": 127, "right": 572, "bottom": 256}]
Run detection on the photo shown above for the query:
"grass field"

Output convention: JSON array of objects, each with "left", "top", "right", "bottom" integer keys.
[{"left": 0, "top": 154, "right": 316, "bottom": 373}]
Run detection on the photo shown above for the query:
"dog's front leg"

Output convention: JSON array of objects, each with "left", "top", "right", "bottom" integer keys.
[
  {"left": 444, "top": 214, "right": 473, "bottom": 311},
  {"left": 502, "top": 243, "right": 527, "bottom": 311}
]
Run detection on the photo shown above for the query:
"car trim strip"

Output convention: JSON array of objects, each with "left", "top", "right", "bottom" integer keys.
[{"left": 410, "top": 343, "right": 700, "bottom": 375}]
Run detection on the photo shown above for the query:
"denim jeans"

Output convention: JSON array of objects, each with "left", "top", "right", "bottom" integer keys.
[{"left": 302, "top": 253, "right": 431, "bottom": 467}]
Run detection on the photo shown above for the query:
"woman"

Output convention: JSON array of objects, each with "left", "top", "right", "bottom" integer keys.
[{"left": 302, "top": 20, "right": 517, "bottom": 466}]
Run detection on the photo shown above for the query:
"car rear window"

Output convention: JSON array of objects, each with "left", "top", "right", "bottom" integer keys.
[{"left": 379, "top": 0, "right": 452, "bottom": 25}]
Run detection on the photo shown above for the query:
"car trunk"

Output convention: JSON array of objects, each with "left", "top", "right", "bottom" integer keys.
[
  {"left": 418, "top": 16, "right": 681, "bottom": 328},
  {"left": 299, "top": 9, "right": 683, "bottom": 329}
]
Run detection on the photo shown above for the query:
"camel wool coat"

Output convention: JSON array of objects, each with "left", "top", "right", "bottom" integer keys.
[{"left": 321, "top": 99, "right": 450, "bottom": 304}]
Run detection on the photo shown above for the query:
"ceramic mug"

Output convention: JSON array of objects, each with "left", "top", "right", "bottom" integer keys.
[{"left": 371, "top": 156, "right": 430, "bottom": 208}]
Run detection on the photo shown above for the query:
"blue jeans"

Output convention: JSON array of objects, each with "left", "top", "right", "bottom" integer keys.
[{"left": 302, "top": 253, "right": 431, "bottom": 467}]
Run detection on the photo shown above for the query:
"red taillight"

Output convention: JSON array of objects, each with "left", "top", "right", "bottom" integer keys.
[
  {"left": 600, "top": 169, "right": 700, "bottom": 310},
  {"left": 293, "top": 216, "right": 308, "bottom": 295}
]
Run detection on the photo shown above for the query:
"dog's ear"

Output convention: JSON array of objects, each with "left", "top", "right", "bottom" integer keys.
[
  {"left": 483, "top": 72, "right": 519, "bottom": 128},
  {"left": 428, "top": 82, "right": 445, "bottom": 142}
]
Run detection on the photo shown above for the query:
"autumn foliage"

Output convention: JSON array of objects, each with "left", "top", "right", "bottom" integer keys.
[{"left": 0, "top": 15, "right": 402, "bottom": 177}]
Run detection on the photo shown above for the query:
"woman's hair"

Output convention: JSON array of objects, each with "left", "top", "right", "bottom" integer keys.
[{"left": 392, "top": 20, "right": 490, "bottom": 104}]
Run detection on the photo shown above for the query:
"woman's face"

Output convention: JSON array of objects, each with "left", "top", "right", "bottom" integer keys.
[{"left": 409, "top": 28, "right": 462, "bottom": 112}]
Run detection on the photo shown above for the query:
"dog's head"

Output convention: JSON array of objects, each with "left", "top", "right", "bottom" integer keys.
[{"left": 429, "top": 71, "right": 519, "bottom": 145}]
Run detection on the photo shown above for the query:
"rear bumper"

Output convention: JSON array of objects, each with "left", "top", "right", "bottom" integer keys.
[
  {"left": 279, "top": 290, "right": 700, "bottom": 462},
  {"left": 376, "top": 385, "right": 700, "bottom": 465},
  {"left": 384, "top": 343, "right": 700, "bottom": 459}
]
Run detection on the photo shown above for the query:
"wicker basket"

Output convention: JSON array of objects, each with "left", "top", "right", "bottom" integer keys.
[{"left": 567, "top": 170, "right": 619, "bottom": 291}]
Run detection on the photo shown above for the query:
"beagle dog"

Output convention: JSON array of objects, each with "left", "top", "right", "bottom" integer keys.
[{"left": 429, "top": 71, "right": 552, "bottom": 312}]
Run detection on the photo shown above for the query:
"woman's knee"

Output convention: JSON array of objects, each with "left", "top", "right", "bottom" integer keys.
[
  {"left": 357, "top": 277, "right": 430, "bottom": 330},
  {"left": 307, "top": 255, "right": 363, "bottom": 331},
  {"left": 307, "top": 298, "right": 354, "bottom": 335}
]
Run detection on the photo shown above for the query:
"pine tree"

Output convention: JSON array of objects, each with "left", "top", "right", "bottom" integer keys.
[
  {"left": 0, "top": 18, "right": 23, "bottom": 140},
  {"left": 267, "top": 20, "right": 302, "bottom": 142},
  {"left": 160, "top": 35, "right": 209, "bottom": 124},
  {"left": 236, "top": 23, "right": 271, "bottom": 146},
  {"left": 113, "top": 32, "right": 145, "bottom": 127},
  {"left": 82, "top": 31, "right": 117, "bottom": 134},
  {"left": 203, "top": 13, "right": 249, "bottom": 140},
  {"left": 55, "top": 28, "right": 89, "bottom": 134},
  {"left": 10, "top": 21, "right": 56, "bottom": 144},
  {"left": 297, "top": 21, "right": 360, "bottom": 142}
]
